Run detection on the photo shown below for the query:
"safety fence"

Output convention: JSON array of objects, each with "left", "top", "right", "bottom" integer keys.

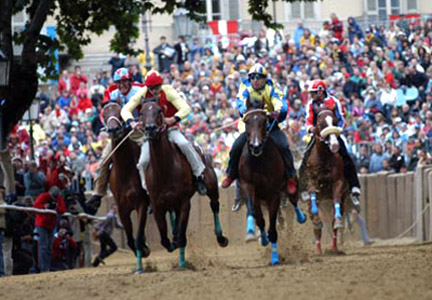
[{"left": 358, "top": 165, "right": 432, "bottom": 242}]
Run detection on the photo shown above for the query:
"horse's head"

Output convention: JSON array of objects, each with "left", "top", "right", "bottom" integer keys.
[
  {"left": 103, "top": 102, "right": 123, "bottom": 136},
  {"left": 140, "top": 100, "right": 164, "bottom": 139},
  {"left": 244, "top": 109, "right": 268, "bottom": 157},
  {"left": 316, "top": 109, "right": 342, "bottom": 153}
]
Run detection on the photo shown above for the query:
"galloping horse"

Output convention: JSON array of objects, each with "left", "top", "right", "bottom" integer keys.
[
  {"left": 140, "top": 100, "right": 228, "bottom": 268},
  {"left": 103, "top": 102, "right": 151, "bottom": 273},
  {"left": 302, "top": 108, "right": 349, "bottom": 254},
  {"left": 238, "top": 101, "right": 305, "bottom": 265}
]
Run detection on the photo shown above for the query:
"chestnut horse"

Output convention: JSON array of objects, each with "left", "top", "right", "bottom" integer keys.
[
  {"left": 103, "top": 102, "right": 151, "bottom": 273},
  {"left": 140, "top": 100, "right": 228, "bottom": 268},
  {"left": 302, "top": 108, "right": 349, "bottom": 254},
  {"left": 238, "top": 101, "right": 305, "bottom": 265}
]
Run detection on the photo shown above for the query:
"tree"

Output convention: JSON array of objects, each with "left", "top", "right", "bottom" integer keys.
[{"left": 0, "top": 0, "right": 316, "bottom": 144}]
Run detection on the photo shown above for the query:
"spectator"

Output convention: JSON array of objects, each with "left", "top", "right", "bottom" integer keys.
[
  {"left": 70, "top": 66, "right": 88, "bottom": 96},
  {"left": 369, "top": 143, "right": 390, "bottom": 173},
  {"left": 347, "top": 17, "right": 363, "bottom": 43},
  {"left": 389, "top": 145, "right": 406, "bottom": 173},
  {"left": 174, "top": 36, "right": 189, "bottom": 72},
  {"left": 153, "top": 36, "right": 176, "bottom": 74},
  {"left": 24, "top": 161, "right": 46, "bottom": 199},
  {"left": 108, "top": 53, "right": 125, "bottom": 77},
  {"left": 51, "top": 221, "right": 77, "bottom": 271},
  {"left": 57, "top": 70, "right": 71, "bottom": 94},
  {"left": 92, "top": 204, "right": 123, "bottom": 267},
  {"left": 330, "top": 13, "right": 344, "bottom": 41},
  {"left": 33, "top": 186, "right": 66, "bottom": 272}
]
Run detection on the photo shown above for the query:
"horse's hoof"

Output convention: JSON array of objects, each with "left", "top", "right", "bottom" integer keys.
[
  {"left": 271, "top": 258, "right": 280, "bottom": 266},
  {"left": 142, "top": 246, "right": 151, "bottom": 258},
  {"left": 296, "top": 210, "right": 307, "bottom": 224},
  {"left": 334, "top": 218, "right": 344, "bottom": 229},
  {"left": 179, "top": 261, "right": 186, "bottom": 268},
  {"left": 261, "top": 237, "right": 269, "bottom": 247},
  {"left": 134, "top": 269, "right": 144, "bottom": 275},
  {"left": 217, "top": 236, "right": 229, "bottom": 247},
  {"left": 245, "top": 233, "right": 258, "bottom": 243}
]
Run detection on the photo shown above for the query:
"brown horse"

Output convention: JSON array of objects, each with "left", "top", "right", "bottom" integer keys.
[
  {"left": 303, "top": 108, "right": 349, "bottom": 254},
  {"left": 238, "top": 101, "right": 305, "bottom": 265},
  {"left": 140, "top": 100, "right": 228, "bottom": 268},
  {"left": 103, "top": 102, "right": 151, "bottom": 273}
]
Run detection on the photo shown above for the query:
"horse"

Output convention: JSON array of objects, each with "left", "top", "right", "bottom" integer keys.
[
  {"left": 238, "top": 101, "right": 305, "bottom": 265},
  {"left": 140, "top": 100, "right": 228, "bottom": 268},
  {"left": 302, "top": 108, "right": 349, "bottom": 254},
  {"left": 102, "top": 102, "right": 151, "bottom": 273}
]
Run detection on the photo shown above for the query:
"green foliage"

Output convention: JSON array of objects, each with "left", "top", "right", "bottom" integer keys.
[{"left": 10, "top": 0, "right": 317, "bottom": 80}]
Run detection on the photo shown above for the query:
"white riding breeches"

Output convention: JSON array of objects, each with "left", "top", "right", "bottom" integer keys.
[{"left": 136, "top": 127, "right": 205, "bottom": 191}]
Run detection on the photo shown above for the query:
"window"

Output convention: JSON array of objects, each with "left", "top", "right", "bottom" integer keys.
[
  {"left": 289, "top": 2, "right": 315, "bottom": 20},
  {"left": 304, "top": 3, "right": 314, "bottom": 19},
  {"left": 291, "top": 2, "right": 301, "bottom": 19},
  {"left": 367, "top": 0, "right": 377, "bottom": 11},
  {"left": 407, "top": 0, "right": 417, "bottom": 10},
  {"left": 228, "top": 0, "right": 240, "bottom": 20},
  {"left": 211, "top": 0, "right": 221, "bottom": 20}
]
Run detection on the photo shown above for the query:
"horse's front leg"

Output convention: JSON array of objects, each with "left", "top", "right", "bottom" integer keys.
[
  {"left": 253, "top": 200, "right": 268, "bottom": 247},
  {"left": 268, "top": 195, "right": 281, "bottom": 265},
  {"left": 176, "top": 199, "right": 191, "bottom": 268},
  {"left": 206, "top": 181, "right": 229, "bottom": 247},
  {"left": 117, "top": 206, "right": 136, "bottom": 254},
  {"left": 332, "top": 179, "right": 345, "bottom": 252},
  {"left": 153, "top": 204, "right": 175, "bottom": 253},
  {"left": 308, "top": 185, "right": 323, "bottom": 254},
  {"left": 240, "top": 181, "right": 257, "bottom": 242},
  {"left": 134, "top": 202, "right": 150, "bottom": 274}
]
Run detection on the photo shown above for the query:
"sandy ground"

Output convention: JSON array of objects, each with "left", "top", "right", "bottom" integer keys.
[{"left": 2, "top": 223, "right": 432, "bottom": 300}]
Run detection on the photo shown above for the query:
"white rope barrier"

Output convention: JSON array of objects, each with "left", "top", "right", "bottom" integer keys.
[
  {"left": 0, "top": 204, "right": 106, "bottom": 221},
  {"left": 395, "top": 203, "right": 430, "bottom": 240}
]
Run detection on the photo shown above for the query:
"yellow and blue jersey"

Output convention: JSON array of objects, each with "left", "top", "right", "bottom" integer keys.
[{"left": 236, "top": 79, "right": 287, "bottom": 122}]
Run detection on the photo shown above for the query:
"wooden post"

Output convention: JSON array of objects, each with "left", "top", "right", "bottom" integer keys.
[
  {"left": 414, "top": 166, "right": 424, "bottom": 242},
  {"left": 377, "top": 172, "right": 389, "bottom": 238},
  {"left": 387, "top": 174, "right": 398, "bottom": 238}
]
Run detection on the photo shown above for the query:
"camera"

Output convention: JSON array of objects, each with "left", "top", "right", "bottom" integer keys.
[{"left": 47, "top": 201, "right": 57, "bottom": 210}]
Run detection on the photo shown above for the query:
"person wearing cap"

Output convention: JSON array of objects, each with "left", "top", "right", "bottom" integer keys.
[
  {"left": 221, "top": 63, "right": 299, "bottom": 202},
  {"left": 33, "top": 186, "right": 66, "bottom": 272},
  {"left": 122, "top": 70, "right": 208, "bottom": 196},
  {"left": 299, "top": 79, "right": 362, "bottom": 201},
  {"left": 86, "top": 68, "right": 147, "bottom": 214}
]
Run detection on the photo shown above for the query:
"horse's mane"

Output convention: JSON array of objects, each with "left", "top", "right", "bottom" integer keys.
[{"left": 243, "top": 109, "right": 266, "bottom": 119}]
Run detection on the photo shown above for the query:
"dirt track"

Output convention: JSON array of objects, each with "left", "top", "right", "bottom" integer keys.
[{"left": 2, "top": 236, "right": 432, "bottom": 300}]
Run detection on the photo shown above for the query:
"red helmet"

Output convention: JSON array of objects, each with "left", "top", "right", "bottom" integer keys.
[
  {"left": 145, "top": 71, "right": 163, "bottom": 87},
  {"left": 308, "top": 80, "right": 327, "bottom": 95}
]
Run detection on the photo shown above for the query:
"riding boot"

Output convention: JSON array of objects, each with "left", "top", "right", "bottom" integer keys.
[
  {"left": 195, "top": 174, "right": 207, "bottom": 196},
  {"left": 338, "top": 137, "right": 361, "bottom": 193},
  {"left": 232, "top": 180, "right": 244, "bottom": 212},
  {"left": 222, "top": 132, "right": 247, "bottom": 189},
  {"left": 85, "top": 195, "right": 103, "bottom": 215}
]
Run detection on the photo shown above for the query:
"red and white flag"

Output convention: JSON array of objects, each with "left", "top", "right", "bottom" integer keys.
[{"left": 208, "top": 20, "right": 238, "bottom": 35}]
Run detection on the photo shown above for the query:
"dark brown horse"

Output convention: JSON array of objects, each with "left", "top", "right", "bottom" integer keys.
[
  {"left": 103, "top": 102, "right": 151, "bottom": 273},
  {"left": 140, "top": 100, "right": 228, "bottom": 268},
  {"left": 303, "top": 108, "right": 349, "bottom": 254},
  {"left": 238, "top": 101, "right": 305, "bottom": 265}
]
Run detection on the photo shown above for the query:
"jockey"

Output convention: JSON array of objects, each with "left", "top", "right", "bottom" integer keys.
[
  {"left": 221, "top": 63, "right": 297, "bottom": 197},
  {"left": 86, "top": 68, "right": 146, "bottom": 214},
  {"left": 121, "top": 71, "right": 207, "bottom": 196},
  {"left": 299, "top": 79, "right": 361, "bottom": 199}
]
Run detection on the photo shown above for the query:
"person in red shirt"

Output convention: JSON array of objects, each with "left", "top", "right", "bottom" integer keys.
[
  {"left": 70, "top": 66, "right": 88, "bottom": 96},
  {"left": 330, "top": 13, "right": 344, "bottom": 41},
  {"left": 77, "top": 90, "right": 93, "bottom": 113},
  {"left": 33, "top": 186, "right": 66, "bottom": 272},
  {"left": 51, "top": 226, "right": 77, "bottom": 271}
]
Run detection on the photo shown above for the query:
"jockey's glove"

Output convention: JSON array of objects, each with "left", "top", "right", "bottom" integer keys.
[{"left": 269, "top": 111, "right": 280, "bottom": 120}]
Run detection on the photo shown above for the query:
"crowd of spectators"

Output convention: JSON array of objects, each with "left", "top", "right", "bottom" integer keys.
[{"left": 2, "top": 13, "right": 432, "bottom": 276}]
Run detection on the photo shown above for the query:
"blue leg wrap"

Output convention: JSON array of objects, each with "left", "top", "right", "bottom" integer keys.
[
  {"left": 295, "top": 206, "right": 306, "bottom": 224},
  {"left": 246, "top": 215, "right": 255, "bottom": 234},
  {"left": 136, "top": 249, "right": 143, "bottom": 271},
  {"left": 335, "top": 203, "right": 342, "bottom": 219},
  {"left": 214, "top": 212, "right": 222, "bottom": 236},
  {"left": 179, "top": 247, "right": 186, "bottom": 268},
  {"left": 260, "top": 227, "right": 269, "bottom": 246},
  {"left": 271, "top": 243, "right": 280, "bottom": 265},
  {"left": 311, "top": 193, "right": 318, "bottom": 215}
]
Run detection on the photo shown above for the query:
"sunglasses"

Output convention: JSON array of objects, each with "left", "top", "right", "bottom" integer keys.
[{"left": 249, "top": 74, "right": 265, "bottom": 80}]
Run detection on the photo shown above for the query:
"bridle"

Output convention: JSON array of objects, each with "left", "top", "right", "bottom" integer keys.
[
  {"left": 103, "top": 102, "right": 123, "bottom": 130},
  {"left": 244, "top": 109, "right": 276, "bottom": 156}
]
